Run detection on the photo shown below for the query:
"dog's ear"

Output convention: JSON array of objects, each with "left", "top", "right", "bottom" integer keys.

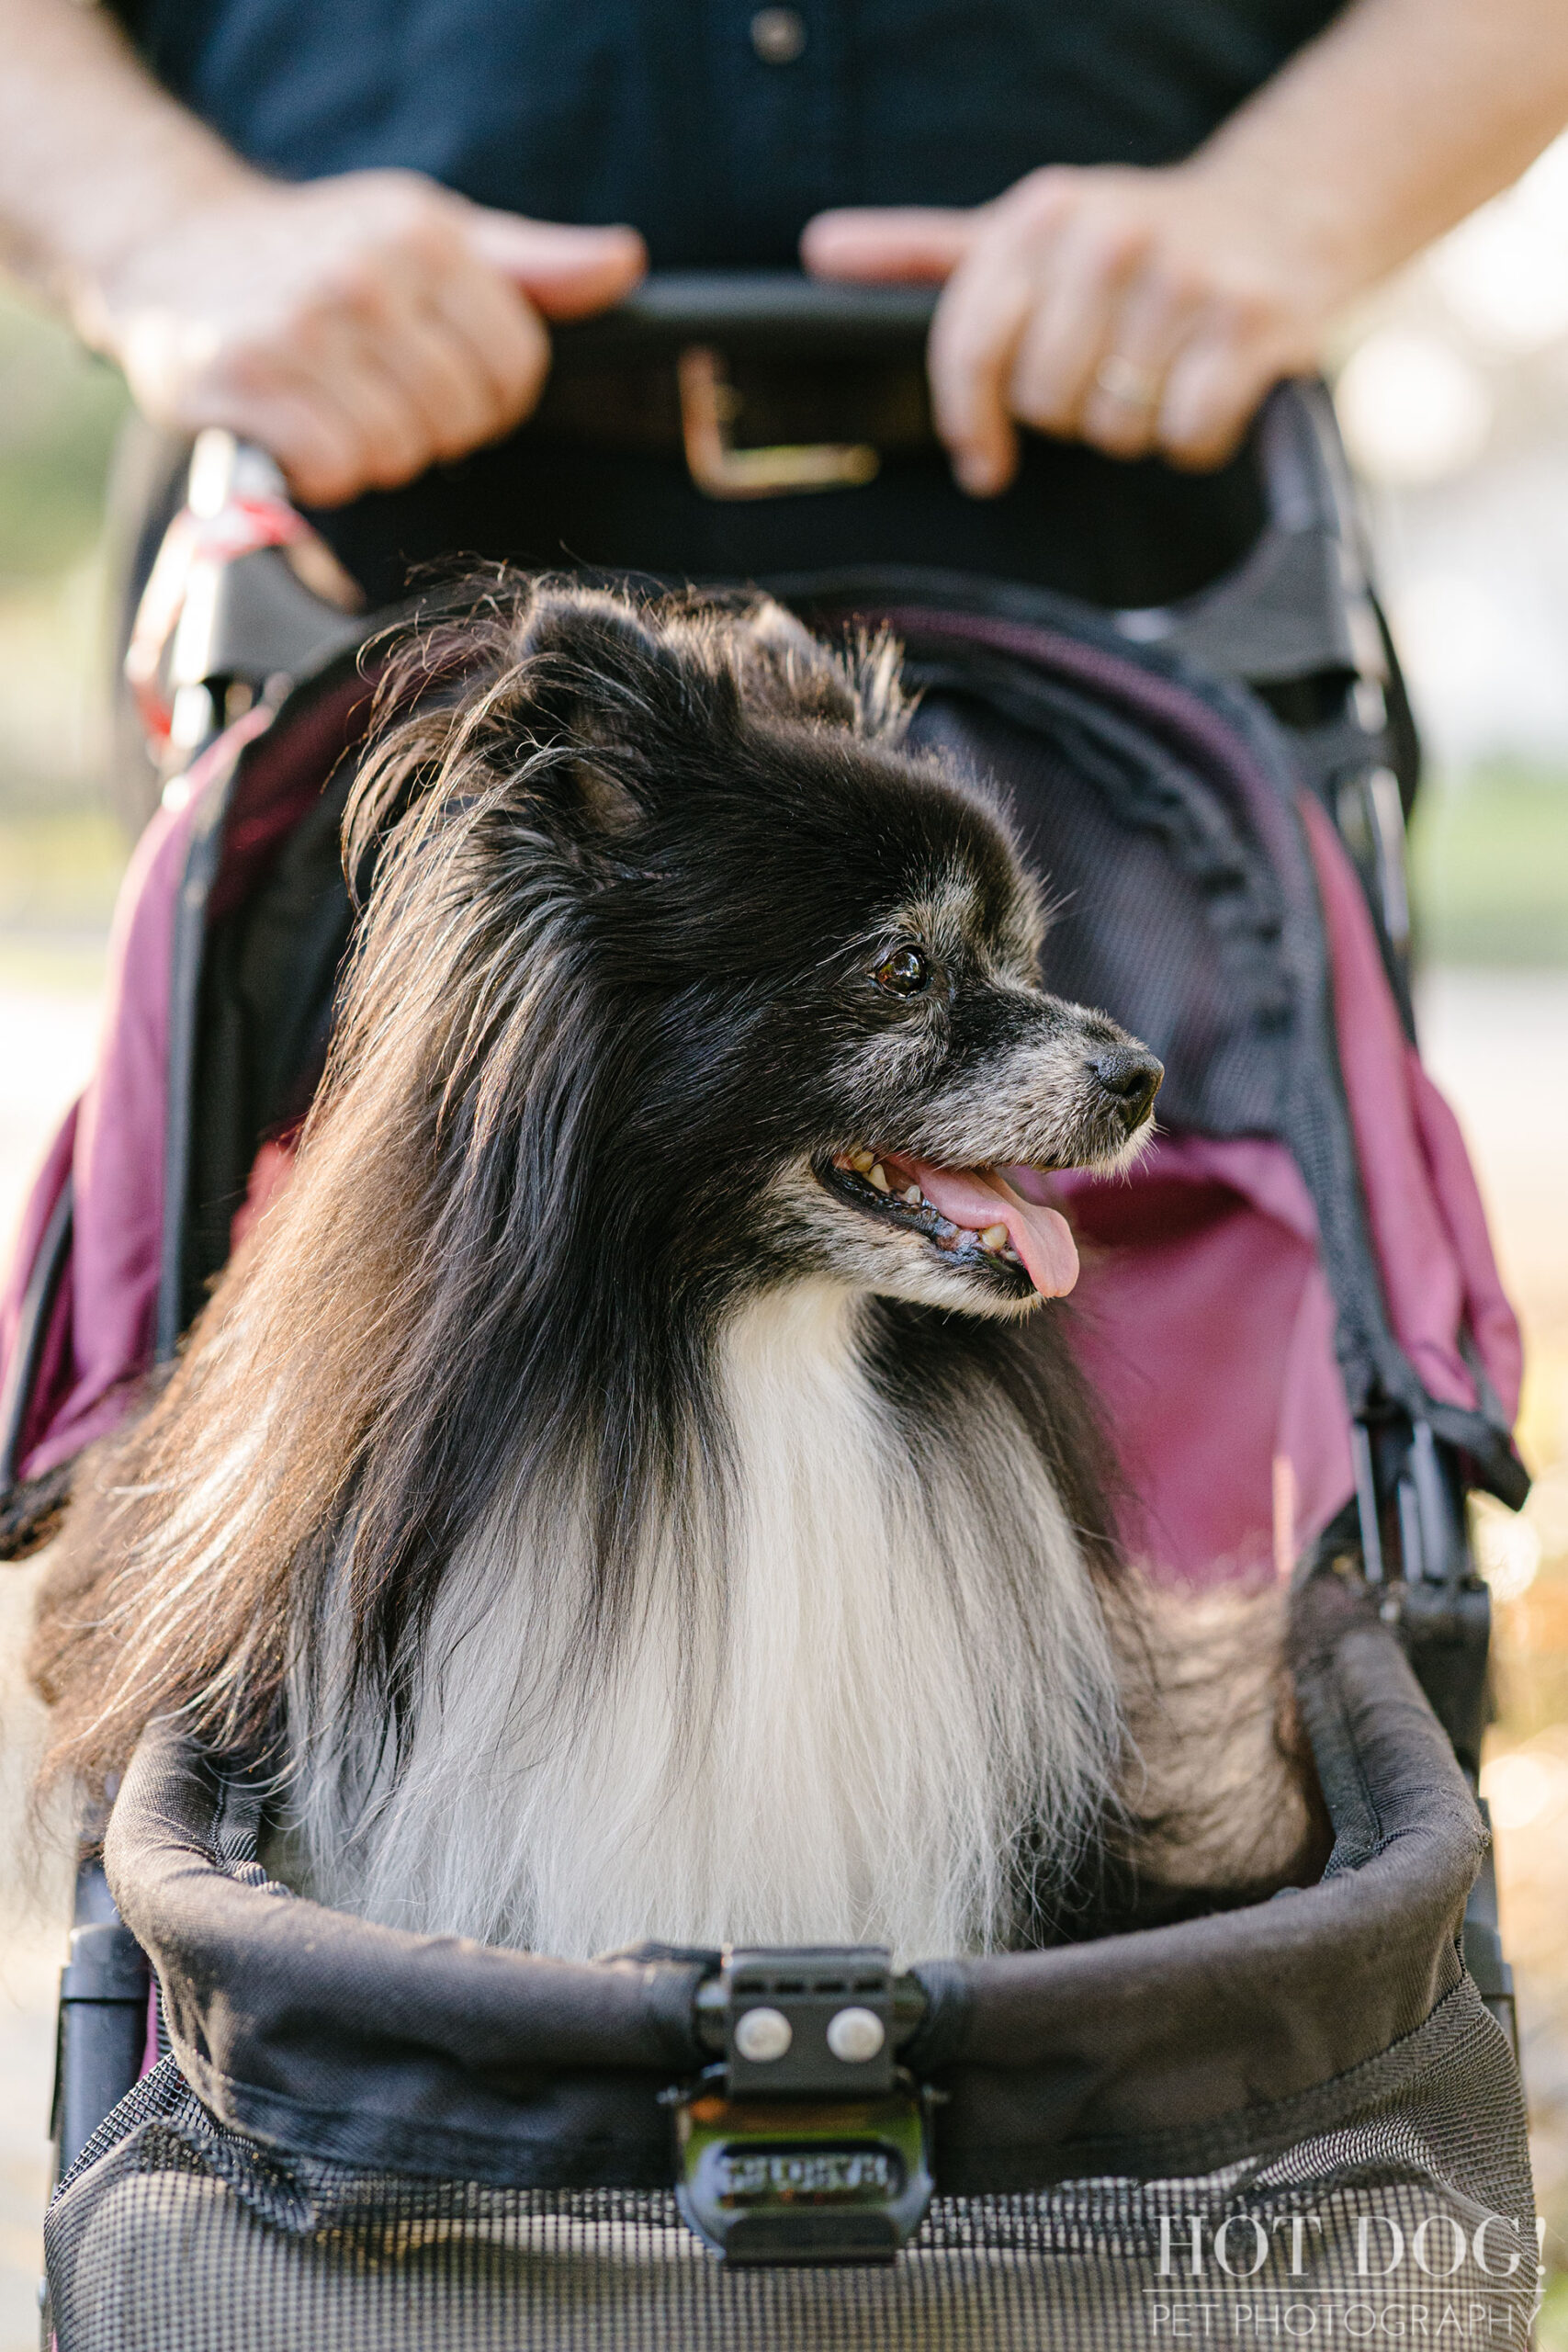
[
  {"left": 347, "top": 577, "right": 904, "bottom": 888},
  {"left": 724, "top": 597, "right": 909, "bottom": 743},
  {"left": 497, "top": 590, "right": 728, "bottom": 841},
  {"left": 349, "top": 581, "right": 726, "bottom": 879},
  {"left": 724, "top": 597, "right": 859, "bottom": 728},
  {"left": 513, "top": 591, "right": 733, "bottom": 748}
]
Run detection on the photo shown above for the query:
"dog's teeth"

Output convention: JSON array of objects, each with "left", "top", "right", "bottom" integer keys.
[
  {"left": 901, "top": 1184, "right": 923, "bottom": 1206},
  {"left": 849, "top": 1148, "right": 876, "bottom": 1174},
  {"left": 868, "top": 1161, "right": 890, "bottom": 1193},
  {"left": 978, "top": 1222, "right": 1009, "bottom": 1250}
]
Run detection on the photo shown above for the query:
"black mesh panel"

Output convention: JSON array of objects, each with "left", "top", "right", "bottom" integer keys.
[{"left": 48, "top": 2062, "right": 1536, "bottom": 2350}]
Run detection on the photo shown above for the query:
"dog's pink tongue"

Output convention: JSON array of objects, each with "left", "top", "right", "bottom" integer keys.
[{"left": 908, "top": 1161, "right": 1079, "bottom": 1296}]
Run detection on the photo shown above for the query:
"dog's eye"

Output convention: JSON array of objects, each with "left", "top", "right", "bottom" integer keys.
[{"left": 874, "top": 945, "right": 932, "bottom": 998}]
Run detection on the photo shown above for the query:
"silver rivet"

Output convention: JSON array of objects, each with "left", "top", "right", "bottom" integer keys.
[
  {"left": 734, "top": 2005, "right": 793, "bottom": 2062},
  {"left": 826, "top": 2006, "right": 886, "bottom": 2063},
  {"left": 750, "top": 6, "right": 807, "bottom": 64}
]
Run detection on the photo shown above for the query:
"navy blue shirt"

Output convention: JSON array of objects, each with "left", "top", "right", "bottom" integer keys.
[
  {"left": 114, "top": 1, "right": 1348, "bottom": 602},
  {"left": 123, "top": 0, "right": 1342, "bottom": 266}
]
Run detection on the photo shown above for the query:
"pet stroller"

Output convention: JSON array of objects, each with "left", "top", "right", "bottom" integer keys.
[{"left": 0, "top": 277, "right": 1540, "bottom": 2348}]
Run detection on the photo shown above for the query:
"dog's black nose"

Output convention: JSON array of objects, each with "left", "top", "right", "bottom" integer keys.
[{"left": 1090, "top": 1047, "right": 1164, "bottom": 1125}]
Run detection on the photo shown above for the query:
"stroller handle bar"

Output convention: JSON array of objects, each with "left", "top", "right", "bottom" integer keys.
[
  {"left": 158, "top": 272, "right": 1382, "bottom": 761},
  {"left": 554, "top": 268, "right": 941, "bottom": 355}
]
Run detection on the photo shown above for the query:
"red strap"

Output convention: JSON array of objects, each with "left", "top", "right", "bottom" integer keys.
[{"left": 126, "top": 493, "right": 307, "bottom": 747}]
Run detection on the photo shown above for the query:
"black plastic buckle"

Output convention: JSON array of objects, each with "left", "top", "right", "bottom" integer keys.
[
  {"left": 672, "top": 1946, "right": 937, "bottom": 2266},
  {"left": 52, "top": 1871, "right": 152, "bottom": 2177},
  {"left": 1351, "top": 1411, "right": 1492, "bottom": 1776},
  {"left": 1348, "top": 1409, "right": 1519, "bottom": 2054}
]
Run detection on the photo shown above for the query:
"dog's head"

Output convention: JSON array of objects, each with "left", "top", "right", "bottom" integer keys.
[{"left": 347, "top": 580, "right": 1160, "bottom": 1322}]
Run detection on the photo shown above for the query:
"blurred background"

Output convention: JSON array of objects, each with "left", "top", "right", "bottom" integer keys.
[{"left": 2, "top": 136, "right": 1568, "bottom": 2352}]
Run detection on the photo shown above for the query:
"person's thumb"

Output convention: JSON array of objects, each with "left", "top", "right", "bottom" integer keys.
[
  {"left": 465, "top": 213, "right": 648, "bottom": 318},
  {"left": 801, "top": 207, "right": 976, "bottom": 286}
]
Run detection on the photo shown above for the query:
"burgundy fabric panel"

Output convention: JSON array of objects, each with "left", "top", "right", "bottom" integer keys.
[
  {"left": 138, "top": 1978, "right": 162, "bottom": 2085},
  {"left": 12, "top": 711, "right": 273, "bottom": 1482},
  {"left": 206, "top": 668, "right": 378, "bottom": 928},
  {"left": 0, "top": 1102, "right": 76, "bottom": 1468},
  {"left": 1055, "top": 1136, "right": 1351, "bottom": 1589},
  {"left": 1300, "top": 795, "right": 1521, "bottom": 1424},
  {"left": 18, "top": 802, "right": 183, "bottom": 1476},
  {"left": 4, "top": 674, "right": 377, "bottom": 1484},
  {"left": 1048, "top": 793, "right": 1521, "bottom": 1591},
  {"left": 1404, "top": 1048, "right": 1522, "bottom": 1420}
]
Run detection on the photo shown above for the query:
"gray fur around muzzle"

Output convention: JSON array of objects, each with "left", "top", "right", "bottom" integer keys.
[{"left": 905, "top": 995, "right": 1163, "bottom": 1175}]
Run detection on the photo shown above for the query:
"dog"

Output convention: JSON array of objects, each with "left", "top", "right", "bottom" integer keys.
[{"left": 33, "top": 580, "right": 1316, "bottom": 1962}]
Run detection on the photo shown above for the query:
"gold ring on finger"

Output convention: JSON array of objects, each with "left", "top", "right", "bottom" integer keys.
[{"left": 1094, "top": 354, "right": 1162, "bottom": 413}]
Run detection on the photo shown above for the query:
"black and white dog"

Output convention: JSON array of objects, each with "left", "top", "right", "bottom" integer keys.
[{"left": 38, "top": 580, "right": 1288, "bottom": 1963}]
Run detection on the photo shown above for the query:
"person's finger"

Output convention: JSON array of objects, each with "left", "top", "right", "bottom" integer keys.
[
  {"left": 237, "top": 208, "right": 479, "bottom": 476},
  {"left": 276, "top": 307, "right": 438, "bottom": 491},
  {"left": 322, "top": 206, "right": 553, "bottom": 441},
  {"left": 800, "top": 207, "right": 976, "bottom": 285},
  {"left": 323, "top": 250, "right": 513, "bottom": 458},
  {"left": 465, "top": 213, "right": 647, "bottom": 320},
  {"left": 367, "top": 299, "right": 509, "bottom": 459},
  {"left": 429, "top": 259, "right": 551, "bottom": 434},
  {"left": 197, "top": 366, "right": 377, "bottom": 507},
  {"left": 1073, "top": 268, "right": 1205, "bottom": 459},
  {"left": 1156, "top": 310, "right": 1283, "bottom": 469},
  {"left": 427, "top": 263, "right": 551, "bottom": 429},
  {"left": 927, "top": 240, "right": 1036, "bottom": 495},
  {"left": 337, "top": 354, "right": 450, "bottom": 487},
  {"left": 1004, "top": 204, "right": 1151, "bottom": 445}
]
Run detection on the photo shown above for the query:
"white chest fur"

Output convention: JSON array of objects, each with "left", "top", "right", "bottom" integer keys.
[{"left": 289, "top": 1283, "right": 1122, "bottom": 1961}]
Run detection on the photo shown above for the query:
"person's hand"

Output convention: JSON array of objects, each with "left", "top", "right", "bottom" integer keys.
[
  {"left": 802, "top": 162, "right": 1346, "bottom": 489},
  {"left": 72, "top": 166, "right": 647, "bottom": 506}
]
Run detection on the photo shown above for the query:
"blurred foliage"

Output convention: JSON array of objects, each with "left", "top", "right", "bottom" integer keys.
[
  {"left": 0, "top": 564, "right": 115, "bottom": 812},
  {"left": 1542, "top": 2268, "right": 1568, "bottom": 2352},
  {"left": 1410, "top": 764, "right": 1568, "bottom": 966},
  {"left": 0, "top": 284, "right": 129, "bottom": 582},
  {"left": 0, "top": 283, "right": 128, "bottom": 824},
  {"left": 0, "top": 808, "right": 127, "bottom": 931}
]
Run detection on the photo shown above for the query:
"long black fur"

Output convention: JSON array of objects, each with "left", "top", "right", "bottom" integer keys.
[{"left": 35, "top": 577, "right": 1144, "bottom": 1953}]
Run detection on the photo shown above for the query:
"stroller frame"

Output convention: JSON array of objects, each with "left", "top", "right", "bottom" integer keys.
[{"left": 0, "top": 277, "right": 1534, "bottom": 2342}]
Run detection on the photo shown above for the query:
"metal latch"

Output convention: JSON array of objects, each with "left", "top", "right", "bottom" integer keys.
[
  {"left": 677, "top": 348, "right": 880, "bottom": 500},
  {"left": 672, "top": 1945, "right": 937, "bottom": 2265}
]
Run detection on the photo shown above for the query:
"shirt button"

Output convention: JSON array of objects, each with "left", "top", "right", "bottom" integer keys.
[{"left": 750, "top": 6, "right": 807, "bottom": 63}]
